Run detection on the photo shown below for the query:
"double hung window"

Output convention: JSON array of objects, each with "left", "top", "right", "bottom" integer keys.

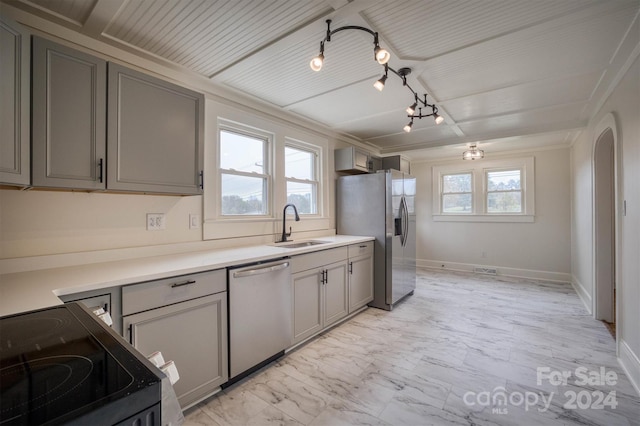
[
  {"left": 486, "top": 169, "right": 523, "bottom": 213},
  {"left": 284, "top": 142, "right": 319, "bottom": 215},
  {"left": 219, "top": 129, "right": 270, "bottom": 216},
  {"left": 441, "top": 172, "right": 473, "bottom": 213}
]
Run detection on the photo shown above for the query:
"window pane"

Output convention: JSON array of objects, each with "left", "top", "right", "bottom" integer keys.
[
  {"left": 487, "top": 191, "right": 522, "bottom": 213},
  {"left": 220, "top": 130, "right": 264, "bottom": 173},
  {"left": 221, "top": 174, "right": 265, "bottom": 215},
  {"left": 487, "top": 170, "right": 521, "bottom": 191},
  {"left": 442, "top": 193, "right": 472, "bottom": 213},
  {"left": 286, "top": 181, "right": 316, "bottom": 214},
  {"left": 285, "top": 146, "right": 313, "bottom": 180},
  {"left": 443, "top": 173, "right": 472, "bottom": 193}
]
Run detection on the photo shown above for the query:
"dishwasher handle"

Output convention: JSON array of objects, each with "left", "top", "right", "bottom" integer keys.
[{"left": 232, "top": 261, "right": 290, "bottom": 278}]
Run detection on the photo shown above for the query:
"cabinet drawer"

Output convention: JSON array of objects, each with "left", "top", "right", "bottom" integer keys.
[
  {"left": 348, "top": 241, "right": 374, "bottom": 258},
  {"left": 122, "top": 269, "right": 226, "bottom": 315},
  {"left": 291, "top": 247, "right": 347, "bottom": 274}
]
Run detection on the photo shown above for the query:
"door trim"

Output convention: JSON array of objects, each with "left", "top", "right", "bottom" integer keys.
[{"left": 591, "top": 112, "right": 621, "bottom": 348}]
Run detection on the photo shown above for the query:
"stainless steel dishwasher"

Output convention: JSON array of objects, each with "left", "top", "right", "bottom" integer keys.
[{"left": 228, "top": 258, "right": 292, "bottom": 381}]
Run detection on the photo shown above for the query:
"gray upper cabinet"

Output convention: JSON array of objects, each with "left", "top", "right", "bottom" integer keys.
[
  {"left": 32, "top": 36, "right": 106, "bottom": 189},
  {"left": 335, "top": 147, "right": 371, "bottom": 174},
  {"left": 0, "top": 17, "right": 30, "bottom": 186},
  {"left": 107, "top": 63, "right": 204, "bottom": 195},
  {"left": 382, "top": 155, "right": 410, "bottom": 174}
]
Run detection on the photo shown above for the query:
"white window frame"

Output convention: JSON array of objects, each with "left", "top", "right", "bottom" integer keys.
[
  {"left": 203, "top": 101, "right": 331, "bottom": 241},
  {"left": 218, "top": 123, "right": 273, "bottom": 219},
  {"left": 284, "top": 138, "right": 321, "bottom": 216},
  {"left": 440, "top": 171, "right": 474, "bottom": 214},
  {"left": 433, "top": 156, "right": 535, "bottom": 222}
]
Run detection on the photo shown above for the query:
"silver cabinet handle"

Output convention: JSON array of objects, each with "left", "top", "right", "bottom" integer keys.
[
  {"left": 233, "top": 262, "right": 290, "bottom": 278},
  {"left": 170, "top": 280, "right": 196, "bottom": 288}
]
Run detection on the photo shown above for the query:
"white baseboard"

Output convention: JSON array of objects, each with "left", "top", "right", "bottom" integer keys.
[
  {"left": 571, "top": 274, "right": 593, "bottom": 314},
  {"left": 619, "top": 339, "right": 640, "bottom": 397},
  {"left": 417, "top": 259, "right": 571, "bottom": 283}
]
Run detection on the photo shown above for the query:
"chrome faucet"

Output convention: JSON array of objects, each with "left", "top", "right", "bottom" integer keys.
[{"left": 280, "top": 203, "right": 300, "bottom": 242}]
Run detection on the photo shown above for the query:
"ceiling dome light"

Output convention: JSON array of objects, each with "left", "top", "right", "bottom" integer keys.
[
  {"left": 373, "top": 74, "right": 387, "bottom": 91},
  {"left": 403, "top": 121, "right": 413, "bottom": 133},
  {"left": 374, "top": 46, "right": 391, "bottom": 64},
  {"left": 310, "top": 53, "right": 324, "bottom": 71},
  {"left": 434, "top": 114, "right": 444, "bottom": 125},
  {"left": 406, "top": 101, "right": 417, "bottom": 115},
  {"left": 463, "top": 143, "right": 484, "bottom": 160}
]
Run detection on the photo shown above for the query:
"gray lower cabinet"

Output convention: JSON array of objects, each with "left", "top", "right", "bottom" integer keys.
[
  {"left": 347, "top": 242, "right": 374, "bottom": 313},
  {"left": 291, "top": 247, "right": 348, "bottom": 345},
  {"left": 107, "top": 63, "right": 204, "bottom": 194},
  {"left": 291, "top": 268, "right": 323, "bottom": 343},
  {"left": 324, "top": 261, "right": 349, "bottom": 326},
  {"left": 122, "top": 269, "right": 228, "bottom": 409},
  {"left": 32, "top": 36, "right": 106, "bottom": 189},
  {"left": 0, "top": 16, "right": 30, "bottom": 186}
]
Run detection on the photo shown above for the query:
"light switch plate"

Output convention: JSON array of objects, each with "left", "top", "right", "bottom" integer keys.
[{"left": 189, "top": 214, "right": 200, "bottom": 229}]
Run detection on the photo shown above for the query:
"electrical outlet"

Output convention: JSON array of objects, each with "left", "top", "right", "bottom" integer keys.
[
  {"left": 147, "top": 213, "right": 166, "bottom": 231},
  {"left": 189, "top": 214, "right": 200, "bottom": 229}
]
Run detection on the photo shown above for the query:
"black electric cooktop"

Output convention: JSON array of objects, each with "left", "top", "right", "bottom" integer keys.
[{"left": 0, "top": 303, "right": 162, "bottom": 425}]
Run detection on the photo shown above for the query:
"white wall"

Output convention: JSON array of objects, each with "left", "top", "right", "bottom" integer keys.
[
  {"left": 0, "top": 191, "right": 203, "bottom": 258},
  {"left": 412, "top": 147, "right": 571, "bottom": 281},
  {"left": 571, "top": 55, "right": 640, "bottom": 392}
]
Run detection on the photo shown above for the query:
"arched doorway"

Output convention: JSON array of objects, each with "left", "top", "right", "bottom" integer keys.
[{"left": 593, "top": 119, "right": 617, "bottom": 338}]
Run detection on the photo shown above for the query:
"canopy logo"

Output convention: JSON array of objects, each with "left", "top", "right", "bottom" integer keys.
[
  {"left": 463, "top": 387, "right": 553, "bottom": 415},
  {"left": 463, "top": 366, "right": 619, "bottom": 415}
]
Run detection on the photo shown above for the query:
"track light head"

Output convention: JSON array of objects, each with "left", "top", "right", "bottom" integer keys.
[
  {"left": 310, "top": 53, "right": 324, "bottom": 71},
  {"left": 403, "top": 120, "right": 413, "bottom": 133},
  {"left": 406, "top": 101, "right": 417, "bottom": 115},
  {"left": 374, "top": 74, "right": 387, "bottom": 91},
  {"left": 434, "top": 114, "right": 444, "bottom": 125},
  {"left": 374, "top": 46, "right": 390, "bottom": 64}
]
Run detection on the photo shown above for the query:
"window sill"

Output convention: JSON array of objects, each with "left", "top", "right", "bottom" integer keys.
[{"left": 433, "top": 214, "right": 534, "bottom": 223}]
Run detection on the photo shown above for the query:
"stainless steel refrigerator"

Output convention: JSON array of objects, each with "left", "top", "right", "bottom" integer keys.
[{"left": 337, "top": 170, "right": 416, "bottom": 310}]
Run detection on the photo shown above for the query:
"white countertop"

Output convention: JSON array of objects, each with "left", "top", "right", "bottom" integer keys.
[{"left": 0, "top": 235, "right": 374, "bottom": 317}]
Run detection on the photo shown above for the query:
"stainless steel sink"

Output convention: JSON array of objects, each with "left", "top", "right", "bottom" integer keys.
[{"left": 276, "top": 240, "right": 329, "bottom": 248}]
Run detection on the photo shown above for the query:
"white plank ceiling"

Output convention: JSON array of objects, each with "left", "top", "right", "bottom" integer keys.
[{"left": 5, "top": 0, "right": 639, "bottom": 157}]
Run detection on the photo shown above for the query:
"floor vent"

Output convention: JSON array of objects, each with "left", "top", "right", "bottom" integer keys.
[{"left": 474, "top": 267, "right": 497, "bottom": 275}]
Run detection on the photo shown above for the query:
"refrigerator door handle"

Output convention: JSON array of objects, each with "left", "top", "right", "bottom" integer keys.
[
  {"left": 401, "top": 196, "right": 409, "bottom": 248},
  {"left": 398, "top": 196, "right": 406, "bottom": 247}
]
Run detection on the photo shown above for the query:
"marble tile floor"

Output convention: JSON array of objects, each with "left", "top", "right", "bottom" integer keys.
[{"left": 184, "top": 268, "right": 640, "bottom": 426}]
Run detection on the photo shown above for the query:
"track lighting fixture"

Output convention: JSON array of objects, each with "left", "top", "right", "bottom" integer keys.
[
  {"left": 463, "top": 143, "right": 485, "bottom": 160},
  {"left": 310, "top": 19, "right": 444, "bottom": 132}
]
